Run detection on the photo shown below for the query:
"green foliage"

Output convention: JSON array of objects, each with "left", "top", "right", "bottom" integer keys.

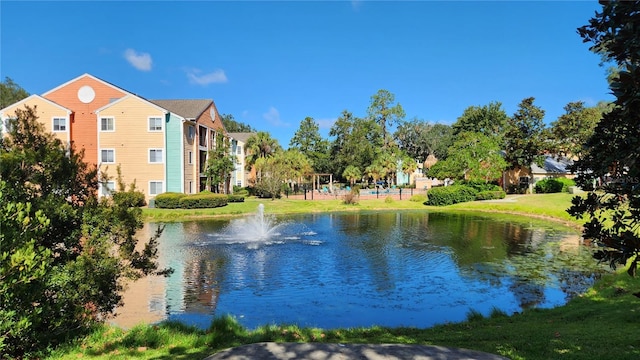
[
  {"left": 367, "top": 89, "right": 405, "bottom": 148},
  {"left": 504, "top": 97, "right": 546, "bottom": 169},
  {"left": 227, "top": 194, "right": 245, "bottom": 203},
  {"left": 342, "top": 165, "right": 362, "bottom": 186},
  {"left": 475, "top": 190, "right": 507, "bottom": 201},
  {"left": 548, "top": 101, "right": 603, "bottom": 159},
  {"left": 570, "top": 0, "right": 640, "bottom": 276},
  {"left": 0, "top": 105, "right": 168, "bottom": 358},
  {"left": 154, "top": 192, "right": 186, "bottom": 209},
  {"left": 179, "top": 193, "right": 228, "bottom": 209},
  {"left": 452, "top": 101, "right": 508, "bottom": 138},
  {"left": 111, "top": 188, "right": 146, "bottom": 207},
  {"left": 409, "top": 194, "right": 427, "bottom": 202},
  {"left": 342, "top": 192, "right": 359, "bottom": 205},
  {"left": 289, "top": 116, "right": 331, "bottom": 173},
  {"left": 394, "top": 119, "right": 453, "bottom": 161},
  {"left": 0, "top": 76, "right": 29, "bottom": 109},
  {"left": 425, "top": 185, "right": 478, "bottom": 206},
  {"left": 384, "top": 196, "right": 394, "bottom": 203},
  {"left": 204, "top": 135, "right": 236, "bottom": 193},
  {"left": 535, "top": 178, "right": 575, "bottom": 194},
  {"left": 220, "top": 113, "right": 255, "bottom": 132},
  {"left": 462, "top": 180, "right": 502, "bottom": 192}
]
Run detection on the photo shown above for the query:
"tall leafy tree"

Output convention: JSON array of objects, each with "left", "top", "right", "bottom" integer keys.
[
  {"left": 367, "top": 89, "right": 405, "bottom": 149},
  {"left": 289, "top": 116, "right": 331, "bottom": 173},
  {"left": 548, "top": 101, "right": 603, "bottom": 159},
  {"left": 245, "top": 131, "right": 282, "bottom": 170},
  {"left": 451, "top": 101, "right": 509, "bottom": 138},
  {"left": 0, "top": 77, "right": 29, "bottom": 109},
  {"left": 220, "top": 113, "right": 255, "bottom": 132},
  {"left": 0, "top": 105, "right": 169, "bottom": 357},
  {"left": 204, "top": 135, "right": 236, "bottom": 193},
  {"left": 427, "top": 131, "right": 507, "bottom": 182},
  {"left": 569, "top": 0, "right": 640, "bottom": 276},
  {"left": 394, "top": 119, "right": 453, "bottom": 162},
  {"left": 329, "top": 110, "right": 382, "bottom": 181},
  {"left": 504, "top": 97, "right": 546, "bottom": 169}
]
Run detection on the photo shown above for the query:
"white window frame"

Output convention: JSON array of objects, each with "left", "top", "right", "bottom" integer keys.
[
  {"left": 148, "top": 117, "right": 163, "bottom": 132},
  {"left": 100, "top": 148, "right": 115, "bottom": 164},
  {"left": 148, "top": 148, "right": 164, "bottom": 164},
  {"left": 100, "top": 117, "right": 115, "bottom": 132},
  {"left": 149, "top": 181, "right": 164, "bottom": 196},
  {"left": 100, "top": 180, "right": 116, "bottom": 196},
  {"left": 2, "top": 117, "right": 16, "bottom": 134},
  {"left": 52, "top": 117, "right": 67, "bottom": 132}
]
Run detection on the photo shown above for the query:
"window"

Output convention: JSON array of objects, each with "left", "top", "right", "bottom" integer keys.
[
  {"left": 100, "top": 117, "right": 114, "bottom": 131},
  {"left": 53, "top": 117, "right": 67, "bottom": 131},
  {"left": 148, "top": 117, "right": 163, "bottom": 131},
  {"left": 100, "top": 181, "right": 115, "bottom": 196},
  {"left": 100, "top": 149, "right": 115, "bottom": 163},
  {"left": 149, "top": 181, "right": 163, "bottom": 196},
  {"left": 149, "top": 149, "right": 163, "bottom": 163},
  {"left": 198, "top": 126, "right": 207, "bottom": 146},
  {"left": 188, "top": 151, "right": 193, "bottom": 164},
  {"left": 188, "top": 125, "right": 195, "bottom": 140},
  {"left": 3, "top": 117, "right": 16, "bottom": 134},
  {"left": 188, "top": 181, "right": 193, "bottom": 194},
  {"left": 236, "top": 145, "right": 242, "bottom": 155}
]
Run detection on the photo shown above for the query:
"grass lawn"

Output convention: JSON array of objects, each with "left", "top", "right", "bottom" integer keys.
[{"left": 47, "top": 193, "right": 640, "bottom": 360}]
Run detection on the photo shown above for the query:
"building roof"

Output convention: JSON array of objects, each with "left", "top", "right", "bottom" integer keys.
[
  {"left": 0, "top": 94, "right": 73, "bottom": 115},
  {"left": 149, "top": 99, "right": 212, "bottom": 120},
  {"left": 228, "top": 132, "right": 255, "bottom": 143},
  {"left": 531, "top": 155, "right": 574, "bottom": 174}
]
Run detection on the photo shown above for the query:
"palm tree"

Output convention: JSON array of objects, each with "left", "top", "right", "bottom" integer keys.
[
  {"left": 401, "top": 155, "right": 418, "bottom": 185},
  {"left": 342, "top": 165, "right": 362, "bottom": 187},
  {"left": 245, "top": 131, "right": 282, "bottom": 182}
]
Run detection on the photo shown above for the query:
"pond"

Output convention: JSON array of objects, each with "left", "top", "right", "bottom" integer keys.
[{"left": 113, "top": 208, "right": 604, "bottom": 330}]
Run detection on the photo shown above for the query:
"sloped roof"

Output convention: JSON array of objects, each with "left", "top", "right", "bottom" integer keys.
[
  {"left": 228, "top": 132, "right": 255, "bottom": 143},
  {"left": 531, "top": 155, "right": 574, "bottom": 174},
  {"left": 42, "top": 73, "right": 136, "bottom": 98},
  {"left": 0, "top": 94, "right": 73, "bottom": 115},
  {"left": 149, "top": 99, "right": 212, "bottom": 119}
]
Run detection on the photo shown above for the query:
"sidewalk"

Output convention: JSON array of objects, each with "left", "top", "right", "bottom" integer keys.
[{"left": 205, "top": 342, "right": 509, "bottom": 360}]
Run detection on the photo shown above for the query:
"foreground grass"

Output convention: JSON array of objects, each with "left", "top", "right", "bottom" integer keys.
[
  {"left": 48, "top": 270, "right": 640, "bottom": 360},
  {"left": 47, "top": 193, "right": 624, "bottom": 360}
]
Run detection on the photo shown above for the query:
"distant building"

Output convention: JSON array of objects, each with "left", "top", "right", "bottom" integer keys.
[{"left": 227, "top": 132, "right": 255, "bottom": 188}]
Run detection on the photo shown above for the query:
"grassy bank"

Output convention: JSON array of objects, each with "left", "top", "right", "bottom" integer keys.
[{"left": 46, "top": 193, "right": 633, "bottom": 360}]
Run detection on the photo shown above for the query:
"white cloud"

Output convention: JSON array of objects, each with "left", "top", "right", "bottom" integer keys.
[
  {"left": 263, "top": 106, "right": 290, "bottom": 127},
  {"left": 316, "top": 117, "right": 337, "bottom": 129},
  {"left": 124, "top": 48, "right": 152, "bottom": 71},
  {"left": 186, "top": 68, "right": 228, "bottom": 85}
]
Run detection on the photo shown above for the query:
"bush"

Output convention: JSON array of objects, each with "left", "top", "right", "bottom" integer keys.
[
  {"left": 384, "top": 196, "right": 394, "bottom": 203},
  {"left": 476, "top": 190, "right": 506, "bottom": 200},
  {"left": 425, "top": 185, "right": 478, "bottom": 206},
  {"left": 112, "top": 189, "right": 146, "bottom": 207},
  {"left": 227, "top": 194, "right": 245, "bottom": 203},
  {"left": 154, "top": 192, "right": 186, "bottom": 209},
  {"left": 179, "top": 193, "right": 228, "bottom": 209},
  {"left": 342, "top": 192, "right": 358, "bottom": 205},
  {"left": 409, "top": 194, "right": 427, "bottom": 202},
  {"left": 536, "top": 178, "right": 575, "bottom": 193},
  {"left": 462, "top": 180, "right": 501, "bottom": 192},
  {"left": 234, "top": 188, "right": 250, "bottom": 197}
]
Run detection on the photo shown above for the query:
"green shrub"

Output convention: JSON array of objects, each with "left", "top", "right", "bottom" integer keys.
[
  {"left": 154, "top": 192, "right": 186, "bottom": 209},
  {"left": 179, "top": 193, "right": 228, "bottom": 209},
  {"left": 425, "top": 185, "right": 478, "bottom": 206},
  {"left": 535, "top": 178, "right": 575, "bottom": 193},
  {"left": 112, "top": 189, "right": 146, "bottom": 207},
  {"left": 227, "top": 194, "right": 245, "bottom": 203},
  {"left": 384, "top": 196, "right": 394, "bottom": 203},
  {"left": 234, "top": 188, "right": 250, "bottom": 197},
  {"left": 475, "top": 190, "right": 506, "bottom": 200},
  {"left": 462, "top": 180, "right": 501, "bottom": 192}
]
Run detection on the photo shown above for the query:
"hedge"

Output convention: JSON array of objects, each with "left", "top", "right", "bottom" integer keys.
[
  {"left": 227, "top": 194, "right": 245, "bottom": 203},
  {"left": 461, "top": 180, "right": 502, "bottom": 192},
  {"left": 425, "top": 185, "right": 478, "bottom": 206},
  {"left": 154, "top": 192, "right": 186, "bottom": 209},
  {"left": 179, "top": 193, "right": 228, "bottom": 209},
  {"left": 535, "top": 178, "right": 575, "bottom": 193},
  {"left": 475, "top": 190, "right": 506, "bottom": 200}
]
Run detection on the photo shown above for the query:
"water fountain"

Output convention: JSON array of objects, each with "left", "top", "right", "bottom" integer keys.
[{"left": 224, "top": 204, "right": 285, "bottom": 244}]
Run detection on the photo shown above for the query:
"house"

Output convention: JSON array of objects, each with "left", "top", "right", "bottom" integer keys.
[
  {"left": 227, "top": 132, "right": 255, "bottom": 188},
  {"left": 0, "top": 73, "right": 231, "bottom": 202},
  {"left": 503, "top": 155, "right": 575, "bottom": 193}
]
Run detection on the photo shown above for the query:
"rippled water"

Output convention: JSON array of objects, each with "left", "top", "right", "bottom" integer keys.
[{"left": 115, "top": 210, "right": 604, "bottom": 330}]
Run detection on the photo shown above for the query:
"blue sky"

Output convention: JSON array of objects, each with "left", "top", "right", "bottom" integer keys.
[{"left": 1, "top": 1, "right": 611, "bottom": 148}]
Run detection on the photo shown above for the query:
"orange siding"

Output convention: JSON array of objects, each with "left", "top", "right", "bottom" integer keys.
[{"left": 44, "top": 75, "right": 127, "bottom": 166}]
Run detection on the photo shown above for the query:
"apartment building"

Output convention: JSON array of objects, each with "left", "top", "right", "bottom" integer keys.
[{"left": 0, "top": 73, "right": 230, "bottom": 202}]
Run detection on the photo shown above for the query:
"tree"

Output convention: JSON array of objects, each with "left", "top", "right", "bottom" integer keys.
[
  {"left": 245, "top": 131, "right": 282, "bottom": 172},
  {"left": 342, "top": 165, "right": 362, "bottom": 187},
  {"left": 427, "top": 131, "right": 507, "bottom": 182},
  {"left": 329, "top": 110, "right": 382, "bottom": 181},
  {"left": 0, "top": 105, "right": 169, "bottom": 357},
  {"left": 400, "top": 154, "right": 418, "bottom": 183},
  {"left": 367, "top": 89, "right": 405, "bottom": 149},
  {"left": 220, "top": 113, "right": 255, "bottom": 132},
  {"left": 0, "top": 77, "right": 29, "bottom": 109},
  {"left": 568, "top": 0, "right": 640, "bottom": 276},
  {"left": 253, "top": 150, "right": 311, "bottom": 199},
  {"left": 548, "top": 101, "right": 603, "bottom": 159},
  {"left": 204, "top": 135, "right": 236, "bottom": 193},
  {"left": 504, "top": 97, "right": 546, "bottom": 169},
  {"left": 279, "top": 149, "right": 313, "bottom": 191},
  {"left": 289, "top": 116, "right": 331, "bottom": 173},
  {"left": 394, "top": 119, "right": 453, "bottom": 162},
  {"left": 451, "top": 101, "right": 509, "bottom": 138}
]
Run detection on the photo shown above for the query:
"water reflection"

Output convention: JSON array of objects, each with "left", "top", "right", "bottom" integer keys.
[{"left": 113, "top": 211, "right": 605, "bottom": 330}]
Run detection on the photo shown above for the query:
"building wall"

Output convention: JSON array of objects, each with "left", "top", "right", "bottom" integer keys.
[
  {"left": 44, "top": 75, "right": 127, "bottom": 166},
  {"left": 1, "top": 96, "right": 71, "bottom": 146},
  {"left": 96, "top": 96, "right": 166, "bottom": 202},
  {"left": 183, "top": 122, "right": 197, "bottom": 193},
  {"left": 165, "top": 113, "right": 183, "bottom": 193}
]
